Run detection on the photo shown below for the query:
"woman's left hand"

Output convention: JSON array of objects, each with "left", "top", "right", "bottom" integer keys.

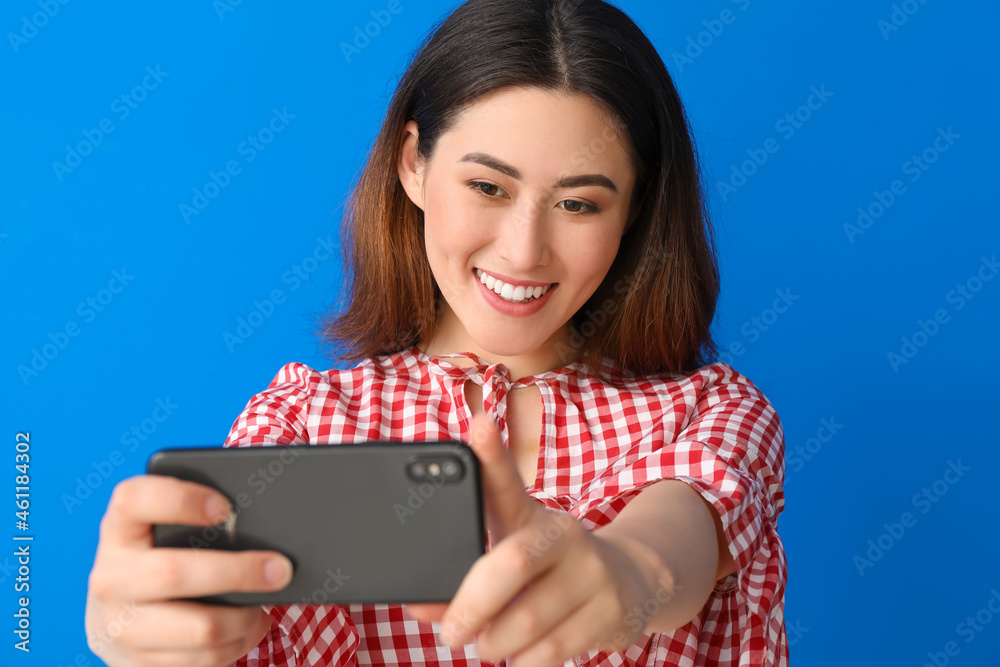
[{"left": 405, "top": 411, "right": 675, "bottom": 667}]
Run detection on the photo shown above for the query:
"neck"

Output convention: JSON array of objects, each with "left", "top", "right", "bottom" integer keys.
[{"left": 418, "top": 312, "right": 584, "bottom": 382}]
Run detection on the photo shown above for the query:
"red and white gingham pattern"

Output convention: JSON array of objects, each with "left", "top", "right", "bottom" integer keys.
[{"left": 224, "top": 346, "right": 788, "bottom": 667}]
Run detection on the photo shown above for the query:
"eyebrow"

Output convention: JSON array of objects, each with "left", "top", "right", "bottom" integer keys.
[{"left": 458, "top": 152, "right": 619, "bottom": 194}]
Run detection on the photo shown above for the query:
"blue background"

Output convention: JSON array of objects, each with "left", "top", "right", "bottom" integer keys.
[{"left": 2, "top": 0, "right": 998, "bottom": 665}]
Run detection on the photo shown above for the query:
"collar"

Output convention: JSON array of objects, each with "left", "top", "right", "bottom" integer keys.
[
  {"left": 406, "top": 345, "right": 589, "bottom": 388},
  {"left": 407, "top": 345, "right": 594, "bottom": 440}
]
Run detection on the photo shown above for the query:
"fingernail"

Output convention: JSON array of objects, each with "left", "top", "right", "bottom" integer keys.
[
  {"left": 265, "top": 556, "right": 293, "bottom": 587},
  {"left": 206, "top": 495, "right": 231, "bottom": 523}
]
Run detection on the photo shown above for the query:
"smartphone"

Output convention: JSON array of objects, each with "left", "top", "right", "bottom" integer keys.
[{"left": 146, "top": 441, "right": 486, "bottom": 607}]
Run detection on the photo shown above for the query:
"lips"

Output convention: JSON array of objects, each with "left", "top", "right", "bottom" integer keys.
[{"left": 475, "top": 268, "right": 554, "bottom": 303}]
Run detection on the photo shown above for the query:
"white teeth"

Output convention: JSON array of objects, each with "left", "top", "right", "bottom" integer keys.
[{"left": 475, "top": 268, "right": 551, "bottom": 303}]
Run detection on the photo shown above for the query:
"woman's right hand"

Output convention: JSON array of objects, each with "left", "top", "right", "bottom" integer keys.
[{"left": 85, "top": 474, "right": 295, "bottom": 667}]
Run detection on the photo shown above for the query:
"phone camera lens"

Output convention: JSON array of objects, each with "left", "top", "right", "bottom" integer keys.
[
  {"left": 411, "top": 462, "right": 426, "bottom": 478},
  {"left": 442, "top": 460, "right": 459, "bottom": 478}
]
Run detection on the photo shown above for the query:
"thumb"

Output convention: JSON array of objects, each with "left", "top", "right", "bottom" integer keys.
[{"left": 468, "top": 411, "right": 536, "bottom": 541}]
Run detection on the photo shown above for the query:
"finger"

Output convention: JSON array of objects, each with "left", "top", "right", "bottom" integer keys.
[
  {"left": 509, "top": 596, "right": 622, "bottom": 667},
  {"left": 468, "top": 411, "right": 537, "bottom": 539},
  {"left": 123, "top": 638, "right": 250, "bottom": 667},
  {"left": 402, "top": 602, "right": 449, "bottom": 623},
  {"left": 473, "top": 555, "right": 592, "bottom": 662},
  {"left": 100, "top": 475, "right": 234, "bottom": 549},
  {"left": 96, "top": 600, "right": 270, "bottom": 652},
  {"left": 90, "top": 547, "right": 293, "bottom": 601},
  {"left": 440, "top": 522, "right": 561, "bottom": 647}
]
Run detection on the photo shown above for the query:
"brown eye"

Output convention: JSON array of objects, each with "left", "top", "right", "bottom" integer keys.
[
  {"left": 560, "top": 199, "right": 599, "bottom": 215},
  {"left": 467, "top": 181, "right": 598, "bottom": 215},
  {"left": 468, "top": 181, "right": 505, "bottom": 198}
]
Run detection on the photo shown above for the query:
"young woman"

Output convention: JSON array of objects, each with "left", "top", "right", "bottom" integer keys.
[{"left": 84, "top": 1, "right": 787, "bottom": 665}]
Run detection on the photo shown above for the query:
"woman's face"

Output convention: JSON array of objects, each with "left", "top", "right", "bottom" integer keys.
[{"left": 398, "top": 86, "right": 637, "bottom": 374}]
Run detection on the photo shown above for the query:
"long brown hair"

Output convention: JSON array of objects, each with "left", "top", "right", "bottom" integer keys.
[{"left": 321, "top": 0, "right": 720, "bottom": 381}]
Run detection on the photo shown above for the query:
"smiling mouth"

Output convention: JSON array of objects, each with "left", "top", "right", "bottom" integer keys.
[{"left": 475, "top": 268, "right": 555, "bottom": 303}]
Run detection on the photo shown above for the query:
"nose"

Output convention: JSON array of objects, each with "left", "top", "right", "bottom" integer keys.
[{"left": 494, "top": 194, "right": 550, "bottom": 271}]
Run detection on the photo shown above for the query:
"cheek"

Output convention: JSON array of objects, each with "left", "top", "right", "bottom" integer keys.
[
  {"left": 567, "top": 232, "right": 622, "bottom": 286},
  {"left": 423, "top": 216, "right": 480, "bottom": 282},
  {"left": 425, "top": 204, "right": 493, "bottom": 266},
  {"left": 422, "top": 195, "right": 458, "bottom": 257}
]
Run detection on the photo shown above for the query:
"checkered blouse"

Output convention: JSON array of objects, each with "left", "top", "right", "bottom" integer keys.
[{"left": 224, "top": 346, "right": 787, "bottom": 666}]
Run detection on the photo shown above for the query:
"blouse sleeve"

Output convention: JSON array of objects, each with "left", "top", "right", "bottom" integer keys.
[
  {"left": 572, "top": 362, "right": 787, "bottom": 665},
  {"left": 223, "top": 362, "right": 361, "bottom": 667}
]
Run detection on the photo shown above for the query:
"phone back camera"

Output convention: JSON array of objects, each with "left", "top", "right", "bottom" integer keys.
[{"left": 407, "top": 456, "right": 464, "bottom": 484}]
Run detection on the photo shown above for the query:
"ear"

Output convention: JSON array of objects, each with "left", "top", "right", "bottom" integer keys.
[{"left": 397, "top": 120, "right": 426, "bottom": 212}]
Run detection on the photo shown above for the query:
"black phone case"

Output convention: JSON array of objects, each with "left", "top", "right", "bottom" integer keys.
[{"left": 146, "top": 441, "right": 486, "bottom": 607}]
